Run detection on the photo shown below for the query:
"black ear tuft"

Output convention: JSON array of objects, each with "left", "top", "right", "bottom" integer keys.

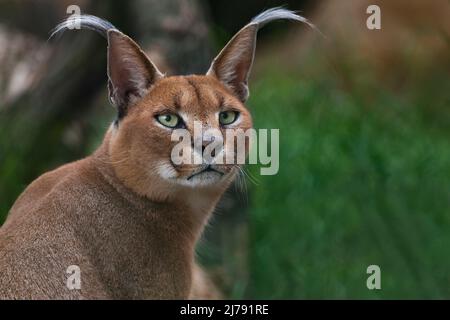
[
  {"left": 51, "top": 15, "right": 164, "bottom": 119},
  {"left": 207, "top": 7, "right": 313, "bottom": 103}
]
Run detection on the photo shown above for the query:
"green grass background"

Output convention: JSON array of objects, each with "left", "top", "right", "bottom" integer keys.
[{"left": 244, "top": 66, "right": 450, "bottom": 298}]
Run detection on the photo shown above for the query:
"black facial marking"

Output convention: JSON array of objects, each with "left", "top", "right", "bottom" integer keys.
[
  {"left": 215, "top": 92, "right": 225, "bottom": 109},
  {"left": 187, "top": 78, "right": 203, "bottom": 104},
  {"left": 173, "top": 91, "right": 183, "bottom": 111},
  {"left": 117, "top": 104, "right": 127, "bottom": 120}
]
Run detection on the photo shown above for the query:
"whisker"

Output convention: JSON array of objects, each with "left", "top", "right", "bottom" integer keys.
[
  {"left": 232, "top": 165, "right": 250, "bottom": 205},
  {"left": 240, "top": 166, "right": 260, "bottom": 186}
]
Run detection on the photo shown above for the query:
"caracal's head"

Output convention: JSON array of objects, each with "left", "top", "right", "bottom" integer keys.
[{"left": 53, "top": 8, "right": 312, "bottom": 198}]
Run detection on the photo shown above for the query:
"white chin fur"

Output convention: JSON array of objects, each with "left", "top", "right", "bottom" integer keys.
[
  {"left": 156, "top": 161, "right": 226, "bottom": 188},
  {"left": 177, "top": 171, "right": 224, "bottom": 188},
  {"left": 156, "top": 161, "right": 178, "bottom": 180}
]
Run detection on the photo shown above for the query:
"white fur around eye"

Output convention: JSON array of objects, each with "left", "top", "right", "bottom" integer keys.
[
  {"left": 154, "top": 119, "right": 175, "bottom": 131},
  {"left": 154, "top": 112, "right": 187, "bottom": 131},
  {"left": 178, "top": 111, "right": 189, "bottom": 125},
  {"left": 216, "top": 111, "right": 241, "bottom": 127}
]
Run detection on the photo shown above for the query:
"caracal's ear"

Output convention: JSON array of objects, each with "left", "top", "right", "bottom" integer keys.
[
  {"left": 107, "top": 30, "right": 163, "bottom": 117},
  {"left": 50, "top": 15, "right": 163, "bottom": 119},
  {"left": 207, "top": 8, "right": 313, "bottom": 102}
]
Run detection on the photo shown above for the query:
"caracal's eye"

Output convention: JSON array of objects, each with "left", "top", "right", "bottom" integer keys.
[
  {"left": 157, "top": 114, "right": 180, "bottom": 128},
  {"left": 219, "top": 111, "right": 239, "bottom": 125}
]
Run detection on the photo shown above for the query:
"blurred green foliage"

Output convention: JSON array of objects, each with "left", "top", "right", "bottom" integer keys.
[{"left": 246, "top": 65, "right": 450, "bottom": 298}]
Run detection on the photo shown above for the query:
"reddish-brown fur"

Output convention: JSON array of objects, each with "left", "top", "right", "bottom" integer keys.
[
  {"left": 0, "top": 8, "right": 306, "bottom": 299},
  {"left": 0, "top": 75, "right": 249, "bottom": 299}
]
